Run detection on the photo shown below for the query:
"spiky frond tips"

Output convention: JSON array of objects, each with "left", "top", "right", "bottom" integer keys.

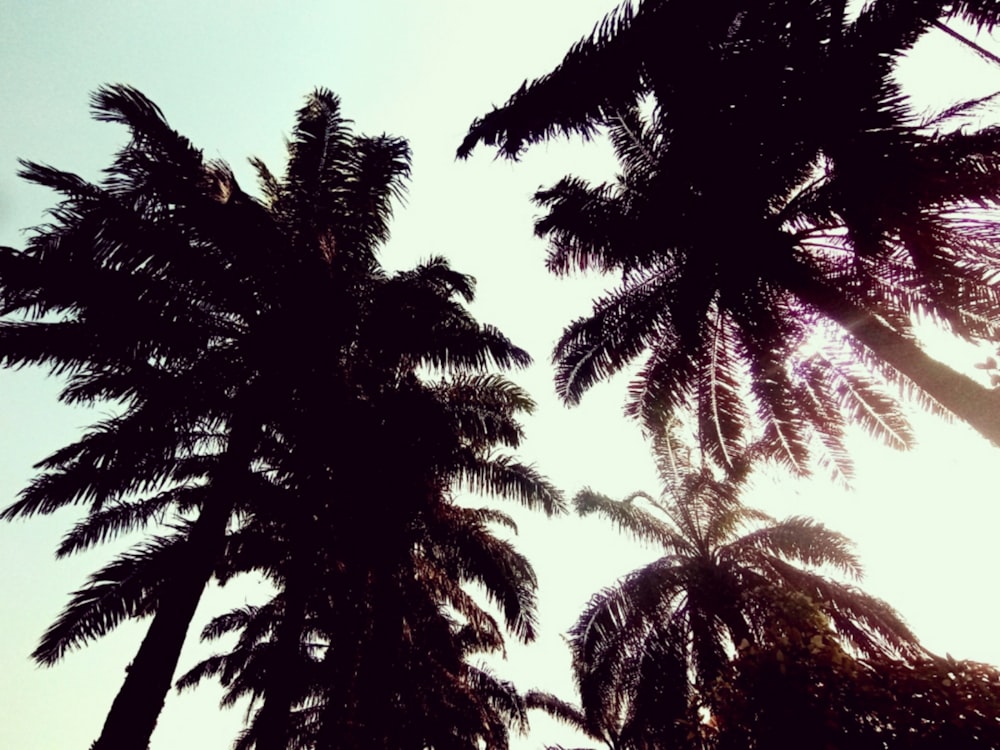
[{"left": 556, "top": 433, "right": 922, "bottom": 746}]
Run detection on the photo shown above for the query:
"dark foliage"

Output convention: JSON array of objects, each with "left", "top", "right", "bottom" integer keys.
[
  {"left": 713, "top": 629, "right": 1000, "bottom": 749},
  {"left": 461, "top": 0, "right": 1000, "bottom": 473},
  {"left": 3, "top": 86, "right": 559, "bottom": 750},
  {"left": 528, "top": 435, "right": 922, "bottom": 750}
]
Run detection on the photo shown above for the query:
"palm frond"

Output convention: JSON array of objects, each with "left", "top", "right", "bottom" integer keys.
[
  {"left": 723, "top": 516, "right": 863, "bottom": 579},
  {"left": 574, "top": 488, "right": 689, "bottom": 551},
  {"left": 524, "top": 691, "right": 590, "bottom": 735},
  {"left": 2, "top": 409, "right": 188, "bottom": 519},
  {"left": 536, "top": 177, "right": 657, "bottom": 277},
  {"left": 200, "top": 604, "right": 268, "bottom": 642},
  {"left": 695, "top": 313, "right": 750, "bottom": 472},
  {"left": 430, "top": 373, "right": 534, "bottom": 450},
  {"left": 54, "top": 487, "right": 207, "bottom": 557},
  {"left": 762, "top": 558, "right": 922, "bottom": 659},
  {"left": 424, "top": 506, "right": 539, "bottom": 643},
  {"left": 90, "top": 84, "right": 204, "bottom": 185},
  {"left": 457, "top": 0, "right": 646, "bottom": 158},
  {"left": 33, "top": 531, "right": 188, "bottom": 665},
  {"left": 555, "top": 273, "right": 677, "bottom": 405},
  {"left": 343, "top": 134, "right": 411, "bottom": 247},
  {"left": 456, "top": 453, "right": 565, "bottom": 516}
]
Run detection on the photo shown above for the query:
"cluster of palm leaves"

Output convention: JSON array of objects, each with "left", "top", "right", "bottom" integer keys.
[
  {"left": 10, "top": 0, "right": 1000, "bottom": 748},
  {"left": 455, "top": 0, "right": 1000, "bottom": 746},
  {"left": 523, "top": 428, "right": 943, "bottom": 749},
  {"left": 0, "top": 85, "right": 562, "bottom": 750},
  {"left": 461, "top": 0, "right": 1000, "bottom": 480}
]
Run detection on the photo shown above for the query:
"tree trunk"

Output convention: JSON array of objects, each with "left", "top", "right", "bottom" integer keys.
[
  {"left": 253, "top": 540, "right": 309, "bottom": 750},
  {"left": 315, "top": 564, "right": 378, "bottom": 750},
  {"left": 90, "top": 494, "right": 234, "bottom": 750},
  {"left": 91, "top": 411, "right": 259, "bottom": 750},
  {"left": 787, "top": 270, "right": 1000, "bottom": 447}
]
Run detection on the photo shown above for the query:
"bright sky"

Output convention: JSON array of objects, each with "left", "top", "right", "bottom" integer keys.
[{"left": 2, "top": 3, "right": 1000, "bottom": 749}]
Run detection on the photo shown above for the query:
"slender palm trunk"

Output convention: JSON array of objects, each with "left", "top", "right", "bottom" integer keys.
[
  {"left": 788, "top": 270, "right": 1000, "bottom": 446},
  {"left": 91, "top": 412, "right": 260, "bottom": 750},
  {"left": 91, "top": 495, "right": 234, "bottom": 750},
  {"left": 254, "top": 544, "right": 310, "bottom": 750},
  {"left": 316, "top": 569, "right": 372, "bottom": 750}
]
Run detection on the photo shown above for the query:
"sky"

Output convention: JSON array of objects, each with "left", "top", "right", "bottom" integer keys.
[{"left": 3, "top": 2, "right": 1000, "bottom": 749}]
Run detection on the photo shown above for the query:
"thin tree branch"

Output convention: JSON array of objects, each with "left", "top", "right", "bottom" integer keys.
[{"left": 934, "top": 20, "right": 1000, "bottom": 68}]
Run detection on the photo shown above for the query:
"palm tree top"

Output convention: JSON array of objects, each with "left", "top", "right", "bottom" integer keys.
[
  {"left": 458, "top": 1, "right": 1000, "bottom": 161},
  {"left": 2, "top": 83, "right": 558, "bottom": 750},
  {"left": 550, "top": 434, "right": 923, "bottom": 748},
  {"left": 458, "top": 1, "right": 1000, "bottom": 476}
]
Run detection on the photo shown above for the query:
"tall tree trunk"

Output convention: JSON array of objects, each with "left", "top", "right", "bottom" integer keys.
[
  {"left": 787, "top": 270, "right": 1000, "bottom": 446},
  {"left": 91, "top": 413, "right": 260, "bottom": 750},
  {"left": 253, "top": 538, "right": 310, "bottom": 750},
  {"left": 91, "top": 495, "right": 234, "bottom": 750},
  {"left": 315, "top": 564, "right": 379, "bottom": 750}
]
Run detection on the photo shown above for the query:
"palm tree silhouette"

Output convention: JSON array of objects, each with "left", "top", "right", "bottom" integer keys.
[
  {"left": 459, "top": 0, "right": 1000, "bottom": 466},
  {"left": 0, "top": 84, "right": 289, "bottom": 749},
  {"left": 178, "top": 348, "right": 560, "bottom": 747},
  {"left": 1, "top": 85, "right": 556, "bottom": 749},
  {"left": 534, "top": 432, "right": 921, "bottom": 749},
  {"left": 179, "top": 500, "right": 540, "bottom": 750}
]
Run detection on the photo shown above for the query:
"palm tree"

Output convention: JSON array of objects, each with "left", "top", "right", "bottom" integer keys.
[
  {"left": 231, "top": 245, "right": 558, "bottom": 748},
  {"left": 176, "top": 328, "right": 561, "bottom": 748},
  {"left": 1, "top": 85, "right": 552, "bottom": 750},
  {"left": 0, "top": 85, "right": 286, "bottom": 750},
  {"left": 553, "top": 432, "right": 921, "bottom": 749},
  {"left": 178, "top": 500, "right": 539, "bottom": 750},
  {"left": 458, "top": 0, "right": 1000, "bottom": 468},
  {"left": 523, "top": 690, "right": 621, "bottom": 750}
]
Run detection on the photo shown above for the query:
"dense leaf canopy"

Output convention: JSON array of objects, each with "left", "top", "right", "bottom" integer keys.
[
  {"left": 461, "top": 0, "right": 1000, "bottom": 477},
  {"left": 1, "top": 85, "right": 560, "bottom": 750},
  {"left": 529, "top": 435, "right": 921, "bottom": 749}
]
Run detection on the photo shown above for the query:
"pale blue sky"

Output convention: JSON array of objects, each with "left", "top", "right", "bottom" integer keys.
[{"left": 3, "top": 3, "right": 1000, "bottom": 749}]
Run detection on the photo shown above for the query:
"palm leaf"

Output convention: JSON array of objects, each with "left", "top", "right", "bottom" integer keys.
[
  {"left": 457, "top": 0, "right": 646, "bottom": 158},
  {"left": 455, "top": 453, "right": 565, "bottom": 516},
  {"left": 54, "top": 487, "right": 208, "bottom": 557},
  {"left": 573, "top": 488, "right": 689, "bottom": 552},
  {"left": 723, "top": 516, "right": 863, "bottom": 579},
  {"left": 33, "top": 530, "right": 188, "bottom": 665}
]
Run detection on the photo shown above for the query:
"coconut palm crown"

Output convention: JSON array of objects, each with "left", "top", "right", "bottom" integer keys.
[
  {"left": 459, "top": 0, "right": 1000, "bottom": 477},
  {"left": 0, "top": 85, "right": 559, "bottom": 750},
  {"left": 556, "top": 431, "right": 922, "bottom": 749}
]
